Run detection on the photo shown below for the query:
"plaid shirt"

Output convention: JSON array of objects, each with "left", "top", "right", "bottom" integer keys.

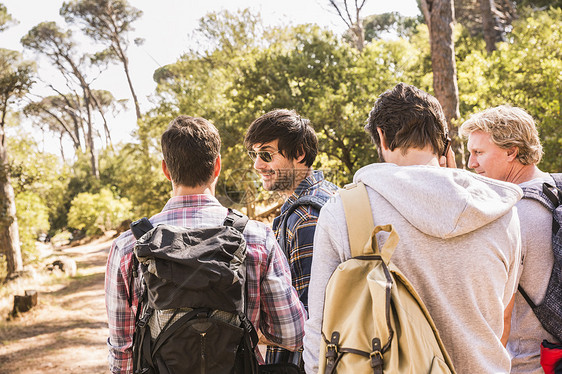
[
  {"left": 105, "top": 194, "right": 306, "bottom": 374},
  {"left": 266, "top": 171, "right": 338, "bottom": 363},
  {"left": 272, "top": 170, "right": 338, "bottom": 309}
]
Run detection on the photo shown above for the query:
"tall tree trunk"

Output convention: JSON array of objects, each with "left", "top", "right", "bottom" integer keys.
[
  {"left": 121, "top": 53, "right": 142, "bottom": 122},
  {"left": 421, "top": 0, "right": 460, "bottom": 126},
  {"left": 0, "top": 111, "right": 23, "bottom": 278},
  {"left": 480, "top": 0, "right": 502, "bottom": 53}
]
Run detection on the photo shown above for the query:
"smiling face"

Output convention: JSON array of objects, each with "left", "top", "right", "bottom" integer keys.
[
  {"left": 250, "top": 139, "right": 304, "bottom": 194},
  {"left": 466, "top": 130, "right": 515, "bottom": 181}
]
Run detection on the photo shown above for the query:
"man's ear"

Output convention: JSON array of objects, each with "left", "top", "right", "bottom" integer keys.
[
  {"left": 295, "top": 148, "right": 306, "bottom": 164},
  {"left": 214, "top": 154, "right": 221, "bottom": 178},
  {"left": 162, "top": 160, "right": 172, "bottom": 181},
  {"left": 376, "top": 127, "right": 389, "bottom": 150},
  {"left": 506, "top": 147, "right": 519, "bottom": 162}
]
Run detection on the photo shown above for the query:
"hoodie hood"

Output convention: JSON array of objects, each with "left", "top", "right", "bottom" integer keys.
[{"left": 354, "top": 163, "right": 522, "bottom": 239}]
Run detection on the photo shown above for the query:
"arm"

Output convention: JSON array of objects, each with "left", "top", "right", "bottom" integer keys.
[
  {"left": 259, "top": 228, "right": 307, "bottom": 351},
  {"left": 501, "top": 294, "right": 515, "bottom": 347},
  {"left": 303, "top": 204, "right": 348, "bottom": 374},
  {"left": 105, "top": 240, "right": 137, "bottom": 374}
]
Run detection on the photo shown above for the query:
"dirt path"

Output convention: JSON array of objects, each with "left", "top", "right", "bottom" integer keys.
[{"left": 0, "top": 236, "right": 113, "bottom": 373}]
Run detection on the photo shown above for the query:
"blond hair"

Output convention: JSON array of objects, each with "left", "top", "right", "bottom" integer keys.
[{"left": 459, "top": 105, "right": 543, "bottom": 165}]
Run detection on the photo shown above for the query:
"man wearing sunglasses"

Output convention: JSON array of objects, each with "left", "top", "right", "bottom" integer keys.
[
  {"left": 303, "top": 83, "right": 523, "bottom": 373},
  {"left": 244, "top": 109, "right": 338, "bottom": 370}
]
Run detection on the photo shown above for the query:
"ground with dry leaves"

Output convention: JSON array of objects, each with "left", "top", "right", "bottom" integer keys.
[{"left": 0, "top": 236, "right": 112, "bottom": 373}]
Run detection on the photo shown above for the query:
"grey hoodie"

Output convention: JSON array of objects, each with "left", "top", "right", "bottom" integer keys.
[{"left": 303, "top": 163, "right": 522, "bottom": 374}]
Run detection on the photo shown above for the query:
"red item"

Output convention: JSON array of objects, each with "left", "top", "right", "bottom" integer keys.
[{"left": 541, "top": 340, "right": 562, "bottom": 374}]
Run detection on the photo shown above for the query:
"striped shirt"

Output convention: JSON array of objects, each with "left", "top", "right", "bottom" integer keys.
[{"left": 105, "top": 194, "right": 306, "bottom": 374}]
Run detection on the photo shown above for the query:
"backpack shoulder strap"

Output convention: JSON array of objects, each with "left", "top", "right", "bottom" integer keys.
[
  {"left": 224, "top": 208, "right": 249, "bottom": 234},
  {"left": 550, "top": 173, "right": 562, "bottom": 190},
  {"left": 278, "top": 195, "right": 329, "bottom": 258},
  {"left": 130, "top": 217, "right": 154, "bottom": 240},
  {"left": 338, "top": 182, "right": 375, "bottom": 258}
]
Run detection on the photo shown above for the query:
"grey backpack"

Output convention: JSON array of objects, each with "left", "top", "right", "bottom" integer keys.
[{"left": 520, "top": 173, "right": 562, "bottom": 342}]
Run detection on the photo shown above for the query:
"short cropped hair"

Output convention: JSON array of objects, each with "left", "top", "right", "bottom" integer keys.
[
  {"left": 161, "top": 115, "right": 221, "bottom": 187},
  {"left": 459, "top": 105, "right": 543, "bottom": 165},
  {"left": 365, "top": 83, "right": 449, "bottom": 156},
  {"left": 244, "top": 109, "right": 318, "bottom": 167}
]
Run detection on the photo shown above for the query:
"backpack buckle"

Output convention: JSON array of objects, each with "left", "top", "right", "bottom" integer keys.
[
  {"left": 326, "top": 343, "right": 338, "bottom": 358},
  {"left": 370, "top": 338, "right": 383, "bottom": 372},
  {"left": 137, "top": 307, "right": 153, "bottom": 328}
]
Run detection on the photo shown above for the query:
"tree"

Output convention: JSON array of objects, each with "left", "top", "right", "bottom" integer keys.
[
  {"left": 457, "top": 7, "right": 562, "bottom": 172},
  {"left": 480, "top": 0, "right": 504, "bottom": 52},
  {"left": 360, "top": 12, "right": 422, "bottom": 42},
  {"left": 21, "top": 22, "right": 110, "bottom": 178},
  {"left": 455, "top": 0, "right": 516, "bottom": 46},
  {"left": 60, "top": 0, "right": 144, "bottom": 122},
  {"left": 328, "top": 0, "right": 367, "bottom": 51},
  {"left": 0, "top": 7, "right": 35, "bottom": 278},
  {"left": 420, "top": 0, "right": 460, "bottom": 126},
  {"left": 0, "top": 3, "right": 16, "bottom": 32}
]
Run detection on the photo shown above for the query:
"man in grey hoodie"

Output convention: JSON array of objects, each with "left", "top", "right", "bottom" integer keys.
[{"left": 303, "top": 83, "right": 523, "bottom": 373}]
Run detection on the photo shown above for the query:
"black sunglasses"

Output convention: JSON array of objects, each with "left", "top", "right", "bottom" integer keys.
[{"left": 248, "top": 150, "right": 280, "bottom": 163}]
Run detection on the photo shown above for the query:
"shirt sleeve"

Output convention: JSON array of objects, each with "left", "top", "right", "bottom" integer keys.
[
  {"left": 105, "top": 240, "right": 137, "bottom": 374},
  {"left": 259, "top": 228, "right": 307, "bottom": 351},
  {"left": 287, "top": 212, "right": 318, "bottom": 310},
  {"left": 303, "top": 202, "right": 348, "bottom": 374}
]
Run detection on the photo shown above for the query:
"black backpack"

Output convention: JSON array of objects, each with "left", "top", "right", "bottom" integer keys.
[
  {"left": 129, "top": 209, "right": 259, "bottom": 374},
  {"left": 520, "top": 173, "right": 562, "bottom": 342}
]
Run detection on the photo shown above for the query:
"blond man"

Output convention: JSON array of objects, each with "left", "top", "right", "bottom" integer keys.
[{"left": 460, "top": 105, "right": 558, "bottom": 374}]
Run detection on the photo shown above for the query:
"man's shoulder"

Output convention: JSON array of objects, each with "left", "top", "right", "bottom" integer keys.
[
  {"left": 111, "top": 229, "right": 136, "bottom": 256},
  {"left": 243, "top": 219, "right": 273, "bottom": 248}
]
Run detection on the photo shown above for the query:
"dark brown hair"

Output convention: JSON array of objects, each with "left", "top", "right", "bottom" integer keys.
[
  {"left": 244, "top": 109, "right": 318, "bottom": 167},
  {"left": 161, "top": 115, "right": 221, "bottom": 187},
  {"left": 365, "top": 83, "right": 449, "bottom": 156}
]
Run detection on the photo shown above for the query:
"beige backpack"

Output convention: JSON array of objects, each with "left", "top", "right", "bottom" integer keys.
[{"left": 318, "top": 182, "right": 456, "bottom": 374}]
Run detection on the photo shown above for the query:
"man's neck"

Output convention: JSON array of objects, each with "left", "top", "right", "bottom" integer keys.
[
  {"left": 172, "top": 184, "right": 215, "bottom": 197},
  {"left": 504, "top": 164, "right": 549, "bottom": 184},
  {"left": 281, "top": 167, "right": 313, "bottom": 198},
  {"left": 389, "top": 148, "right": 440, "bottom": 167}
]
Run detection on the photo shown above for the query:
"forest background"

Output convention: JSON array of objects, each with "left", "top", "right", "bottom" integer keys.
[{"left": 0, "top": 0, "right": 561, "bottom": 279}]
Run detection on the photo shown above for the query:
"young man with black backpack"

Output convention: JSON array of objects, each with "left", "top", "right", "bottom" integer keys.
[
  {"left": 304, "top": 84, "right": 523, "bottom": 373},
  {"left": 244, "top": 109, "right": 338, "bottom": 370},
  {"left": 461, "top": 105, "right": 561, "bottom": 374},
  {"left": 105, "top": 115, "right": 306, "bottom": 374}
]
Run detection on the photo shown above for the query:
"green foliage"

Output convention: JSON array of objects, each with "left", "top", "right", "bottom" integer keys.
[
  {"left": 457, "top": 8, "right": 562, "bottom": 172},
  {"left": 0, "top": 49, "right": 35, "bottom": 123},
  {"left": 15, "top": 191, "right": 49, "bottom": 262},
  {"left": 67, "top": 188, "right": 134, "bottom": 236},
  {"left": 8, "top": 134, "right": 70, "bottom": 234},
  {"left": 99, "top": 143, "right": 170, "bottom": 218},
  {"left": 361, "top": 12, "right": 423, "bottom": 42},
  {"left": 0, "top": 3, "right": 17, "bottom": 32}
]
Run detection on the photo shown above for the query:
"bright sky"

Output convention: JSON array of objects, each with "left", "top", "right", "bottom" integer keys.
[{"left": 2, "top": 0, "right": 420, "bottom": 153}]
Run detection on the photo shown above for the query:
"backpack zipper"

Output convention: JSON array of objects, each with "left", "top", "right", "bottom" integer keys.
[{"left": 200, "top": 332, "right": 206, "bottom": 374}]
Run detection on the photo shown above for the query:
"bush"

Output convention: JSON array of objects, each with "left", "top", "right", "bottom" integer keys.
[
  {"left": 67, "top": 188, "right": 134, "bottom": 236},
  {"left": 15, "top": 191, "right": 49, "bottom": 262}
]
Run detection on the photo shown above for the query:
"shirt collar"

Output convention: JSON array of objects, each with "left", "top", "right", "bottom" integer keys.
[
  {"left": 161, "top": 194, "right": 222, "bottom": 212},
  {"left": 282, "top": 170, "right": 324, "bottom": 210}
]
